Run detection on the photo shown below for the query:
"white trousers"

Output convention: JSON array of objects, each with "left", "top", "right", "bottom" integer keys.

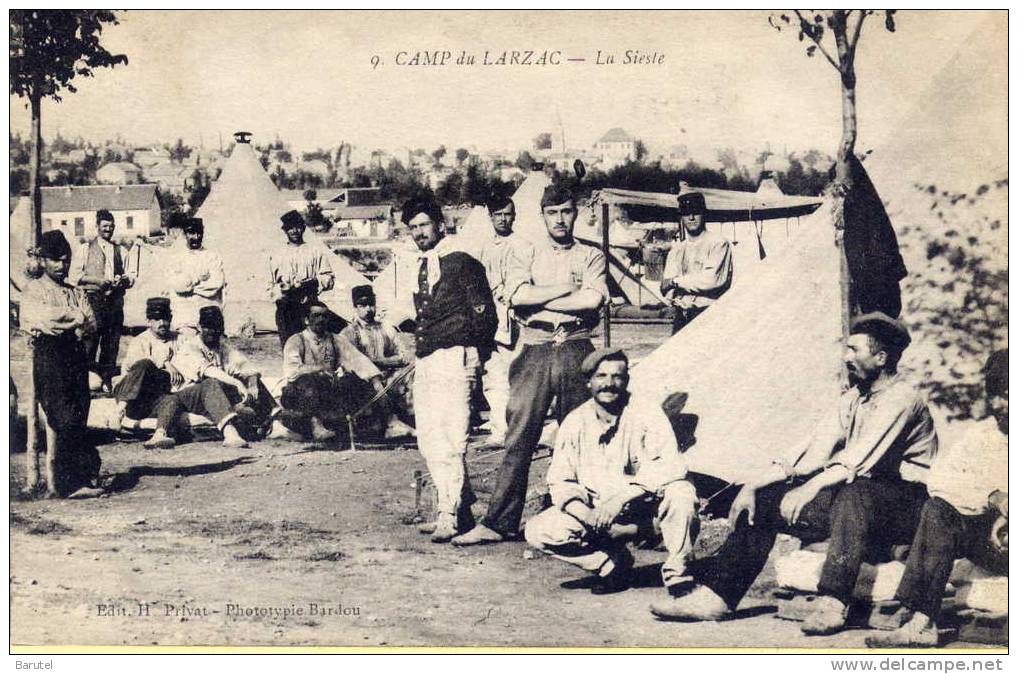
[
  {"left": 524, "top": 481, "right": 698, "bottom": 585},
  {"left": 481, "top": 343, "right": 515, "bottom": 440},
  {"left": 413, "top": 346, "right": 479, "bottom": 516}
]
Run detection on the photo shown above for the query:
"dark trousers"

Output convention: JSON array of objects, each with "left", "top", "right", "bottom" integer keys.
[
  {"left": 154, "top": 378, "right": 278, "bottom": 437},
  {"left": 481, "top": 338, "right": 595, "bottom": 536},
  {"left": 113, "top": 360, "right": 170, "bottom": 420},
  {"left": 33, "top": 333, "right": 101, "bottom": 495},
  {"left": 670, "top": 305, "right": 707, "bottom": 335},
  {"left": 275, "top": 298, "right": 312, "bottom": 348},
  {"left": 696, "top": 477, "right": 928, "bottom": 609},
  {"left": 281, "top": 371, "right": 381, "bottom": 432},
  {"left": 895, "top": 497, "right": 1008, "bottom": 619},
  {"left": 84, "top": 296, "right": 124, "bottom": 380}
]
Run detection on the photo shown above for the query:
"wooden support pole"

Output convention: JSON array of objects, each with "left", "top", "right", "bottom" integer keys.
[
  {"left": 24, "top": 343, "right": 39, "bottom": 491},
  {"left": 601, "top": 202, "right": 611, "bottom": 348}
]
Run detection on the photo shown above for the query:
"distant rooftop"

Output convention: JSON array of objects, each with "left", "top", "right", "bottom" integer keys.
[
  {"left": 32, "top": 184, "right": 158, "bottom": 213},
  {"left": 598, "top": 127, "right": 635, "bottom": 143}
]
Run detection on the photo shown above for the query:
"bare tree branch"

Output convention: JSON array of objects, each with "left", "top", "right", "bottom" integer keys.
[
  {"left": 848, "top": 9, "right": 868, "bottom": 57},
  {"left": 794, "top": 9, "right": 840, "bottom": 71}
]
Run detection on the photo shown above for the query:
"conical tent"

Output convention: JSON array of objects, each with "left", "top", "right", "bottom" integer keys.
[
  {"left": 193, "top": 139, "right": 368, "bottom": 333},
  {"left": 630, "top": 201, "right": 844, "bottom": 484}
]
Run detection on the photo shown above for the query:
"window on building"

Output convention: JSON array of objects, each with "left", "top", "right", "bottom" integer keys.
[
  {"left": 74, "top": 217, "right": 85, "bottom": 237},
  {"left": 126, "top": 216, "right": 134, "bottom": 230},
  {"left": 44, "top": 218, "right": 52, "bottom": 229},
  {"left": 61, "top": 219, "right": 67, "bottom": 228}
]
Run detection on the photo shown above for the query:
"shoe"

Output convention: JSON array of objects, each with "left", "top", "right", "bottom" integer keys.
[
  {"left": 865, "top": 615, "right": 938, "bottom": 648},
  {"left": 143, "top": 429, "right": 176, "bottom": 450},
  {"left": 416, "top": 521, "right": 438, "bottom": 535},
  {"left": 222, "top": 424, "right": 249, "bottom": 448},
  {"left": 67, "top": 485, "right": 105, "bottom": 500},
  {"left": 384, "top": 417, "right": 415, "bottom": 439},
  {"left": 430, "top": 513, "right": 459, "bottom": 543},
  {"left": 649, "top": 585, "right": 731, "bottom": 621},
  {"left": 590, "top": 553, "right": 633, "bottom": 595},
  {"left": 310, "top": 417, "right": 337, "bottom": 442},
  {"left": 268, "top": 419, "right": 303, "bottom": 441},
  {"left": 801, "top": 595, "right": 849, "bottom": 636},
  {"left": 450, "top": 524, "right": 505, "bottom": 547}
]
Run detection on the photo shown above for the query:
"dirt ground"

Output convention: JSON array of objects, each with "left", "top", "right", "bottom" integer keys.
[{"left": 8, "top": 327, "right": 994, "bottom": 649}]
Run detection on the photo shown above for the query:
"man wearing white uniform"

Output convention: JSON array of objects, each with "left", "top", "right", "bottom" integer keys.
[
  {"left": 524, "top": 348, "right": 696, "bottom": 595},
  {"left": 477, "top": 193, "right": 520, "bottom": 445},
  {"left": 167, "top": 217, "right": 225, "bottom": 332}
]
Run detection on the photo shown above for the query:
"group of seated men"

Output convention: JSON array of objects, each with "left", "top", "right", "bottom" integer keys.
[
  {"left": 111, "top": 286, "right": 413, "bottom": 450},
  {"left": 519, "top": 318, "right": 1007, "bottom": 648}
]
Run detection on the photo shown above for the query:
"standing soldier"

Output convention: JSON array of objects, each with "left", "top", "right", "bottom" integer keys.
[
  {"left": 70, "top": 209, "right": 135, "bottom": 392},
  {"left": 268, "top": 209, "right": 335, "bottom": 347},
  {"left": 21, "top": 230, "right": 103, "bottom": 497},
  {"left": 477, "top": 193, "right": 519, "bottom": 445},
  {"left": 660, "top": 192, "right": 733, "bottom": 334},
  {"left": 399, "top": 196, "right": 497, "bottom": 542},
  {"left": 167, "top": 217, "right": 225, "bottom": 332},
  {"left": 453, "top": 184, "right": 608, "bottom": 547}
]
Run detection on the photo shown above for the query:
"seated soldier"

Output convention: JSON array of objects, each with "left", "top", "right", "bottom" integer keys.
[
  {"left": 651, "top": 313, "right": 938, "bottom": 635},
  {"left": 339, "top": 284, "right": 415, "bottom": 430},
  {"left": 524, "top": 348, "right": 696, "bottom": 595},
  {"left": 868, "top": 349, "right": 1008, "bottom": 648},
  {"left": 282, "top": 301, "right": 410, "bottom": 441},
  {"left": 147, "top": 305, "right": 296, "bottom": 449},
  {"left": 112, "top": 297, "right": 184, "bottom": 434}
]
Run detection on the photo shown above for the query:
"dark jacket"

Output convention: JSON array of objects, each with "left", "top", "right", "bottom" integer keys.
[{"left": 413, "top": 251, "right": 497, "bottom": 359}]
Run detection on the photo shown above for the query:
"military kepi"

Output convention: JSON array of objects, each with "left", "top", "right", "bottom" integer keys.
[
  {"left": 198, "top": 305, "right": 225, "bottom": 330},
  {"left": 280, "top": 209, "right": 304, "bottom": 230},
  {"left": 580, "top": 347, "right": 629, "bottom": 377},
  {"left": 145, "top": 297, "right": 172, "bottom": 320},
  {"left": 37, "top": 230, "right": 72, "bottom": 260},
  {"left": 677, "top": 192, "right": 706, "bottom": 215},
  {"left": 850, "top": 311, "right": 911, "bottom": 352},
  {"left": 183, "top": 217, "right": 204, "bottom": 234},
  {"left": 352, "top": 284, "right": 375, "bottom": 305}
]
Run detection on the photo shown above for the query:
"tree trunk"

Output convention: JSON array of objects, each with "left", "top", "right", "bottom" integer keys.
[
  {"left": 29, "top": 91, "right": 43, "bottom": 246},
  {"left": 25, "top": 89, "right": 42, "bottom": 491},
  {"left": 831, "top": 11, "right": 857, "bottom": 351}
]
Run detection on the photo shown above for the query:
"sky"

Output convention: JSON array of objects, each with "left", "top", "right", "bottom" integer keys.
[{"left": 8, "top": 10, "right": 1005, "bottom": 160}]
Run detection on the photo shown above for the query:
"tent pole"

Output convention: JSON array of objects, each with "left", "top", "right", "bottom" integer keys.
[{"left": 601, "top": 202, "right": 611, "bottom": 347}]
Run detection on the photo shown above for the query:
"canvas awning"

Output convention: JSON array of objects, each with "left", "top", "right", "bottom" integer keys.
[{"left": 590, "top": 186, "right": 822, "bottom": 223}]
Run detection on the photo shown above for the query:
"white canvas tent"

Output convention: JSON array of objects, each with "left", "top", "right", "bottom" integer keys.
[
  {"left": 188, "top": 137, "right": 369, "bottom": 333},
  {"left": 630, "top": 200, "right": 844, "bottom": 484}
]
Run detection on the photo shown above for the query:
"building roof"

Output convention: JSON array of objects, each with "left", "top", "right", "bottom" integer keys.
[
  {"left": 331, "top": 204, "right": 391, "bottom": 220},
  {"left": 279, "top": 189, "right": 342, "bottom": 203},
  {"left": 37, "top": 184, "right": 158, "bottom": 213},
  {"left": 98, "top": 162, "right": 142, "bottom": 174},
  {"left": 598, "top": 127, "right": 635, "bottom": 143}
]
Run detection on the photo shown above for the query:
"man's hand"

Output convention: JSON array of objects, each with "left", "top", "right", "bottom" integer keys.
[
  {"left": 779, "top": 483, "right": 821, "bottom": 526},
  {"left": 728, "top": 485, "right": 758, "bottom": 526},
  {"left": 244, "top": 377, "right": 260, "bottom": 405},
  {"left": 563, "top": 500, "right": 596, "bottom": 529},
  {"left": 164, "top": 362, "right": 184, "bottom": 388},
  {"left": 990, "top": 515, "right": 1008, "bottom": 553},
  {"left": 592, "top": 488, "right": 642, "bottom": 531}
]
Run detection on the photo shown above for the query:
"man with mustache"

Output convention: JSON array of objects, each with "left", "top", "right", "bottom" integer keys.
[
  {"left": 454, "top": 184, "right": 608, "bottom": 547},
  {"left": 110, "top": 297, "right": 184, "bottom": 437},
  {"left": 399, "top": 196, "right": 497, "bottom": 542},
  {"left": 167, "top": 217, "right": 225, "bottom": 332},
  {"left": 651, "top": 313, "right": 938, "bottom": 634},
  {"left": 524, "top": 348, "right": 696, "bottom": 595},
  {"left": 70, "top": 209, "right": 136, "bottom": 392}
]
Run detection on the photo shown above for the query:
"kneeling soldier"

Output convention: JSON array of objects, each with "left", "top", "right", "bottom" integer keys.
[{"left": 525, "top": 348, "right": 695, "bottom": 595}]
